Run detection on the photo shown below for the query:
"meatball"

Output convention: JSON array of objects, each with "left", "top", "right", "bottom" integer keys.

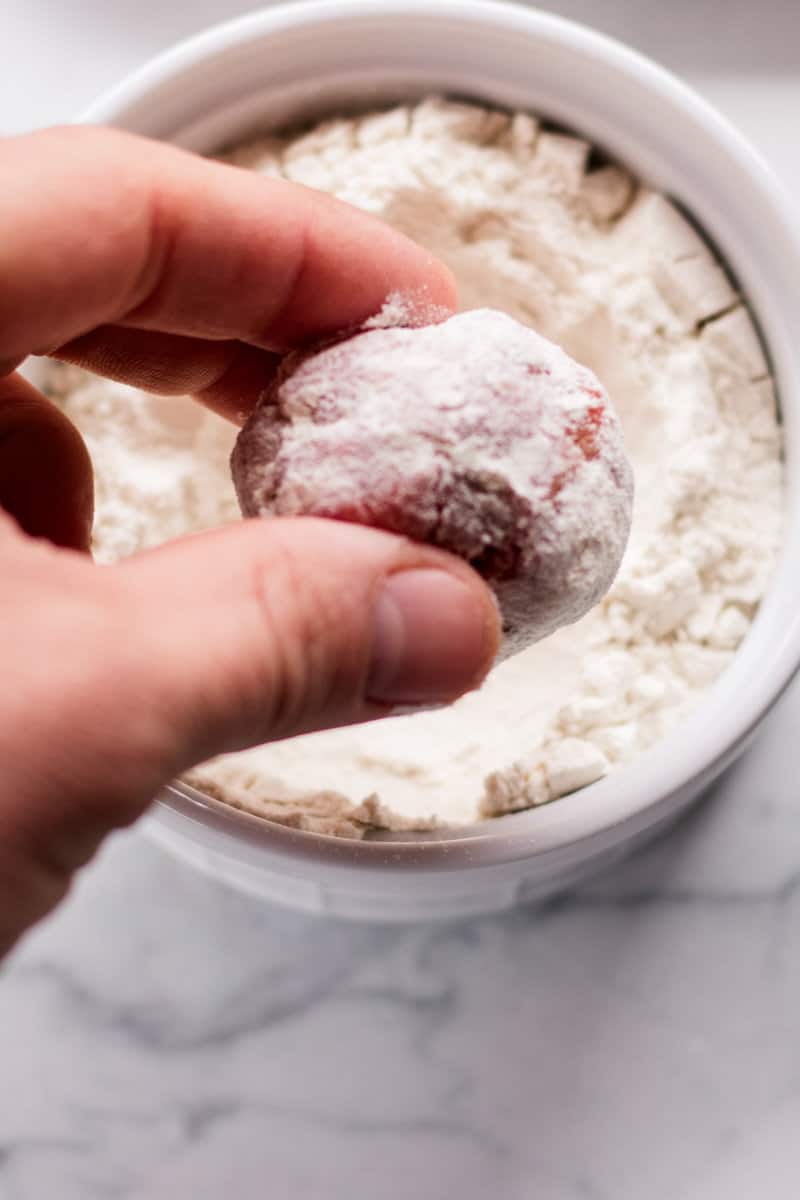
[{"left": 231, "top": 309, "right": 633, "bottom": 656}]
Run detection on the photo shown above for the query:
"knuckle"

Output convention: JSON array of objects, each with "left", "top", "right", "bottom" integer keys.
[{"left": 245, "top": 525, "right": 365, "bottom": 738}]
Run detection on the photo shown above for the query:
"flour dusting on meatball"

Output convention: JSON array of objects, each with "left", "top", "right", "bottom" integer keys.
[{"left": 232, "top": 308, "right": 634, "bottom": 656}]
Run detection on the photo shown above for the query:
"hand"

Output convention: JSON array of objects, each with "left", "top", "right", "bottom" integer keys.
[{"left": 0, "top": 127, "right": 499, "bottom": 956}]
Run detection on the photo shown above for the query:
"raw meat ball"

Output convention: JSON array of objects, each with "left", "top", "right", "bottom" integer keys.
[{"left": 231, "top": 308, "right": 633, "bottom": 656}]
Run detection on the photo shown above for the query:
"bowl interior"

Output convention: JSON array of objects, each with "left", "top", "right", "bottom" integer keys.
[{"left": 83, "top": 0, "right": 800, "bottom": 858}]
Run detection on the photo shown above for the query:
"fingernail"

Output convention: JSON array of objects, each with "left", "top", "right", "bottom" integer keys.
[{"left": 367, "top": 569, "right": 499, "bottom": 706}]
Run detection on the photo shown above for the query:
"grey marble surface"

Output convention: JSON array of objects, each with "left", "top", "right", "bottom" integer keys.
[
  {"left": 4, "top": 686, "right": 800, "bottom": 1200},
  {"left": 3, "top": 1, "right": 800, "bottom": 1197}
]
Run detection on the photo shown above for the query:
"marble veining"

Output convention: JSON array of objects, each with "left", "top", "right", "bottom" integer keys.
[
  {"left": 4, "top": 671, "right": 800, "bottom": 1200},
  {"left": 3, "top": 2, "right": 800, "bottom": 1196}
]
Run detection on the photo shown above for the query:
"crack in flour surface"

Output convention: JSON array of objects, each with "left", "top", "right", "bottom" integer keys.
[{"left": 45, "top": 98, "right": 783, "bottom": 837}]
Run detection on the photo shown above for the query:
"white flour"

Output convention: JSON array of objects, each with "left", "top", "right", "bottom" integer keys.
[{"left": 45, "top": 97, "right": 783, "bottom": 836}]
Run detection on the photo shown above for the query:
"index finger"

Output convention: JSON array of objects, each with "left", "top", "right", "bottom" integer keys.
[{"left": 0, "top": 126, "right": 457, "bottom": 366}]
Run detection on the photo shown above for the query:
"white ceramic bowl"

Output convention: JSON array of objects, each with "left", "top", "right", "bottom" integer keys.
[{"left": 81, "top": 0, "right": 800, "bottom": 921}]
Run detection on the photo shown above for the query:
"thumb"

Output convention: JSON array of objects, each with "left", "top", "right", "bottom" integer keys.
[
  {"left": 0, "top": 517, "right": 498, "bottom": 954},
  {"left": 119, "top": 517, "right": 500, "bottom": 767}
]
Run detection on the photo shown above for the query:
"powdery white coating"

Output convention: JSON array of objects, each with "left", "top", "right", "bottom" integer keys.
[
  {"left": 45, "top": 97, "right": 784, "bottom": 836},
  {"left": 232, "top": 310, "right": 633, "bottom": 654}
]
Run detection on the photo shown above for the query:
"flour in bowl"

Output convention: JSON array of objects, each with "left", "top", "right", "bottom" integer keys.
[{"left": 45, "top": 98, "right": 783, "bottom": 836}]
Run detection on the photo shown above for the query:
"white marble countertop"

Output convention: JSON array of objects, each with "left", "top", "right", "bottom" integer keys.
[{"left": 3, "top": 2, "right": 800, "bottom": 1197}]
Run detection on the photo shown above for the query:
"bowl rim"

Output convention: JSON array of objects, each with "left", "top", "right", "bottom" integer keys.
[{"left": 79, "top": 0, "right": 800, "bottom": 868}]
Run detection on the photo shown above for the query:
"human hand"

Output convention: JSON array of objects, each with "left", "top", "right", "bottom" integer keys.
[{"left": 0, "top": 127, "right": 499, "bottom": 956}]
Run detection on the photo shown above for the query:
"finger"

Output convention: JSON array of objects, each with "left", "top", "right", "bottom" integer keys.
[
  {"left": 0, "top": 372, "right": 93, "bottom": 550},
  {"left": 0, "top": 126, "right": 458, "bottom": 368},
  {"left": 0, "top": 520, "right": 498, "bottom": 951},
  {"left": 56, "top": 327, "right": 279, "bottom": 422},
  {"left": 118, "top": 518, "right": 500, "bottom": 763}
]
